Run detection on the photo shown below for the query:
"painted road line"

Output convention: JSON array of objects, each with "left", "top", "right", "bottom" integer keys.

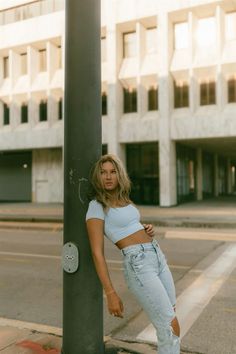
[
  {"left": 107, "top": 259, "right": 190, "bottom": 271},
  {"left": 165, "top": 230, "right": 236, "bottom": 242},
  {"left": 0, "top": 252, "right": 190, "bottom": 272},
  {"left": 137, "top": 243, "right": 236, "bottom": 343},
  {"left": 0, "top": 253, "right": 122, "bottom": 264},
  {"left": 0, "top": 251, "right": 61, "bottom": 260},
  {"left": 0, "top": 317, "right": 62, "bottom": 336}
]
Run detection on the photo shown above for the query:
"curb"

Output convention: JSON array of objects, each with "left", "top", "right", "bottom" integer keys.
[
  {"left": 0, "top": 221, "right": 63, "bottom": 231},
  {"left": 141, "top": 218, "right": 236, "bottom": 229},
  {"left": 105, "top": 338, "right": 156, "bottom": 354},
  {"left": 0, "top": 218, "right": 236, "bottom": 231}
]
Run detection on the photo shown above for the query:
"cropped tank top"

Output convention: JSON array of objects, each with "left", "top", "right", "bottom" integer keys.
[{"left": 86, "top": 199, "right": 144, "bottom": 244}]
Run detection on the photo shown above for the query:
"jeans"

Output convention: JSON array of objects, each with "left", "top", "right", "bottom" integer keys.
[{"left": 121, "top": 239, "right": 180, "bottom": 354}]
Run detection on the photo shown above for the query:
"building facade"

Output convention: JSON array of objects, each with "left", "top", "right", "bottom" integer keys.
[{"left": 0, "top": 0, "right": 236, "bottom": 206}]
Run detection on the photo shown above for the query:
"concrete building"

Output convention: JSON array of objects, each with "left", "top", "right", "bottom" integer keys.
[{"left": 0, "top": 0, "right": 236, "bottom": 206}]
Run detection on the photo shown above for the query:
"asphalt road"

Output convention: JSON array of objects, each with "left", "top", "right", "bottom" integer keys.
[{"left": 0, "top": 227, "right": 235, "bottom": 354}]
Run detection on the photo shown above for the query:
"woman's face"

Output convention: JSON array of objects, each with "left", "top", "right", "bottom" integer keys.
[{"left": 100, "top": 161, "right": 119, "bottom": 192}]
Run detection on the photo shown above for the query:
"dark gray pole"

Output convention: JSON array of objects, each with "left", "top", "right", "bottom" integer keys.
[{"left": 62, "top": 1, "right": 103, "bottom": 354}]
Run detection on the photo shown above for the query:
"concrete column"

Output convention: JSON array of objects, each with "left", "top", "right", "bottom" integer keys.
[
  {"left": 10, "top": 50, "right": 20, "bottom": 87},
  {"left": 11, "top": 101, "right": 20, "bottom": 129},
  {"left": 0, "top": 101, "right": 3, "bottom": 127},
  {"left": 214, "top": 153, "right": 219, "bottom": 197},
  {"left": 158, "top": 12, "right": 177, "bottom": 206},
  {"left": 28, "top": 98, "right": 39, "bottom": 127},
  {"left": 106, "top": 0, "right": 123, "bottom": 158},
  {"left": 137, "top": 22, "right": 146, "bottom": 117},
  {"left": 216, "top": 6, "right": 224, "bottom": 110},
  {"left": 189, "top": 12, "right": 198, "bottom": 114},
  {"left": 233, "top": 165, "right": 236, "bottom": 192},
  {"left": 48, "top": 42, "right": 57, "bottom": 81},
  {"left": 196, "top": 148, "right": 203, "bottom": 200},
  {"left": 28, "top": 46, "right": 39, "bottom": 84},
  {"left": 0, "top": 55, "right": 3, "bottom": 85},
  {"left": 48, "top": 95, "right": 58, "bottom": 125},
  {"left": 227, "top": 158, "right": 232, "bottom": 194}
]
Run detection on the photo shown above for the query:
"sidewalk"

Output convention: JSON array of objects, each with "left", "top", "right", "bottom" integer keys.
[
  {"left": 0, "top": 196, "right": 236, "bottom": 229},
  {"left": 0, "top": 324, "right": 192, "bottom": 354}
]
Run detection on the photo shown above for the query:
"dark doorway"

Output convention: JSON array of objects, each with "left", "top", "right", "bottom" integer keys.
[
  {"left": 0, "top": 151, "right": 32, "bottom": 201},
  {"left": 126, "top": 143, "right": 159, "bottom": 205}
]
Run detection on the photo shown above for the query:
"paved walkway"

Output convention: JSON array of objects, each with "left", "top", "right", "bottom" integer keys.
[{"left": 0, "top": 196, "right": 235, "bottom": 228}]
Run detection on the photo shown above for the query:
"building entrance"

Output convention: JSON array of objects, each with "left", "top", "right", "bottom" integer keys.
[
  {"left": 0, "top": 151, "right": 32, "bottom": 202},
  {"left": 126, "top": 143, "right": 159, "bottom": 205}
]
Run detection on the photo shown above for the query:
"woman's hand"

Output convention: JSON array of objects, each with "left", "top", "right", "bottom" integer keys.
[
  {"left": 143, "top": 223, "right": 155, "bottom": 238},
  {"left": 106, "top": 291, "right": 124, "bottom": 318}
]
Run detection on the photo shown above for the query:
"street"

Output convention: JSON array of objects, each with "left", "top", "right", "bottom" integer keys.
[{"left": 0, "top": 226, "right": 235, "bottom": 353}]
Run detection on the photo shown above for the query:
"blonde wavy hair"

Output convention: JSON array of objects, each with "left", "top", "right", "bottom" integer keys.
[{"left": 89, "top": 154, "right": 131, "bottom": 209}]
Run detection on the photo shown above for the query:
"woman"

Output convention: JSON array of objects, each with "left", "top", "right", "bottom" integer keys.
[{"left": 86, "top": 154, "right": 180, "bottom": 354}]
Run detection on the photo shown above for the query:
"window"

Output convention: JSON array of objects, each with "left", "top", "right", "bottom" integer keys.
[
  {"left": 228, "top": 78, "right": 236, "bottom": 103},
  {"left": 146, "top": 28, "right": 157, "bottom": 54},
  {"left": 21, "top": 53, "right": 27, "bottom": 75},
  {"left": 58, "top": 98, "right": 63, "bottom": 120},
  {"left": 174, "top": 82, "right": 189, "bottom": 108},
  {"left": 101, "top": 37, "right": 106, "bottom": 62},
  {"left": 3, "top": 7, "right": 15, "bottom": 25},
  {"left": 174, "top": 22, "right": 188, "bottom": 49},
  {"left": 3, "top": 57, "right": 9, "bottom": 78},
  {"left": 39, "top": 49, "right": 47, "bottom": 72},
  {"left": 57, "top": 46, "right": 62, "bottom": 69},
  {"left": 226, "top": 12, "right": 236, "bottom": 41},
  {"left": 0, "top": 0, "right": 65, "bottom": 25},
  {"left": 123, "top": 32, "right": 137, "bottom": 58},
  {"left": 102, "top": 144, "right": 108, "bottom": 155},
  {"left": 21, "top": 103, "right": 28, "bottom": 123},
  {"left": 148, "top": 86, "right": 158, "bottom": 111},
  {"left": 3, "top": 104, "right": 10, "bottom": 125},
  {"left": 39, "top": 100, "right": 47, "bottom": 121},
  {"left": 123, "top": 88, "right": 137, "bottom": 113},
  {"left": 196, "top": 17, "right": 216, "bottom": 47},
  {"left": 102, "top": 92, "right": 107, "bottom": 115},
  {"left": 200, "top": 81, "right": 216, "bottom": 105}
]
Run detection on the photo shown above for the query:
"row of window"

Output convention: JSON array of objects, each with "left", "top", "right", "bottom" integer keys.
[
  {"left": 174, "top": 12, "right": 236, "bottom": 50},
  {"left": 101, "top": 28, "right": 157, "bottom": 61},
  {"left": 101, "top": 12, "right": 236, "bottom": 61},
  {"left": 0, "top": 0, "right": 64, "bottom": 26},
  {"left": 175, "top": 79, "right": 236, "bottom": 107},
  {"left": 2, "top": 46, "right": 61, "bottom": 79},
  {"left": 2, "top": 78, "right": 236, "bottom": 125},
  {"left": 102, "top": 78, "right": 236, "bottom": 114},
  {"left": 2, "top": 99, "right": 63, "bottom": 126}
]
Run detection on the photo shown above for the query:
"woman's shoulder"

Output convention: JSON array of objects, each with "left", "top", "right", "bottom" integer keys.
[
  {"left": 88, "top": 199, "right": 103, "bottom": 208},
  {"left": 86, "top": 199, "right": 105, "bottom": 221}
]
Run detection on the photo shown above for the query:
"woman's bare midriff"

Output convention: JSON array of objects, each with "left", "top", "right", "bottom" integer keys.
[{"left": 115, "top": 229, "right": 152, "bottom": 250}]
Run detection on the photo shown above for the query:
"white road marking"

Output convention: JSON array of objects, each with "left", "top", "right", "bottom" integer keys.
[
  {"left": 137, "top": 243, "right": 236, "bottom": 343},
  {"left": 166, "top": 230, "right": 236, "bottom": 242},
  {"left": 0, "top": 251, "right": 60, "bottom": 260},
  {"left": 107, "top": 259, "right": 123, "bottom": 264},
  {"left": 107, "top": 259, "right": 190, "bottom": 270}
]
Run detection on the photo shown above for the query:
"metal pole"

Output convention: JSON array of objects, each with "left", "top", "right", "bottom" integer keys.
[{"left": 62, "top": 1, "right": 103, "bottom": 353}]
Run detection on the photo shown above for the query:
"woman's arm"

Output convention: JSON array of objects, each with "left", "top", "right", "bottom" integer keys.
[{"left": 86, "top": 218, "right": 124, "bottom": 318}]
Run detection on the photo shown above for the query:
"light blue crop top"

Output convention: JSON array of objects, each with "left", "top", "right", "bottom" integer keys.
[{"left": 86, "top": 199, "right": 144, "bottom": 244}]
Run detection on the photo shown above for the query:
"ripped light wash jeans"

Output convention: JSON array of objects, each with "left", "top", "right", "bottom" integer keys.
[{"left": 121, "top": 239, "right": 180, "bottom": 354}]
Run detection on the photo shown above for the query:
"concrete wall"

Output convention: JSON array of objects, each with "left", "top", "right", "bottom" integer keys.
[{"left": 32, "top": 148, "right": 63, "bottom": 202}]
